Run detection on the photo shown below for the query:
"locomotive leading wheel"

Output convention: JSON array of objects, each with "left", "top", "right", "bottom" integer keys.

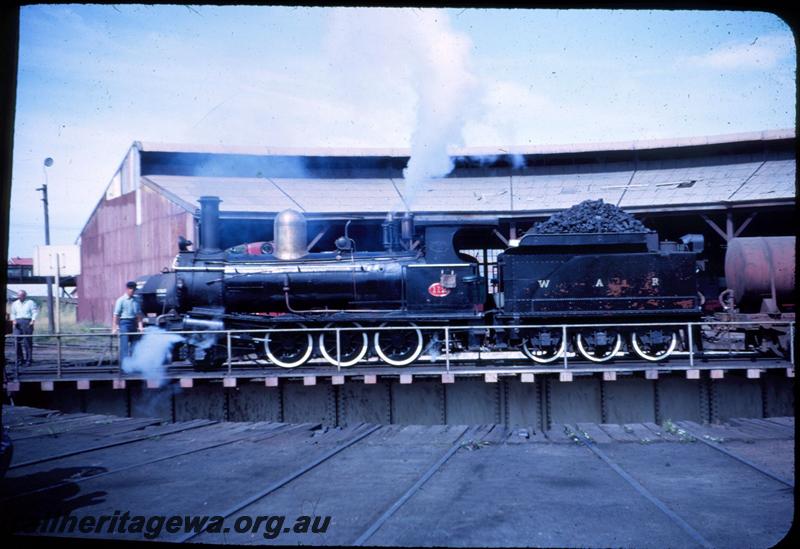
[
  {"left": 265, "top": 323, "right": 314, "bottom": 368},
  {"left": 631, "top": 330, "right": 678, "bottom": 362},
  {"left": 318, "top": 322, "right": 369, "bottom": 367},
  {"left": 521, "top": 330, "right": 566, "bottom": 363},
  {"left": 374, "top": 322, "right": 424, "bottom": 367},
  {"left": 575, "top": 330, "right": 622, "bottom": 363}
]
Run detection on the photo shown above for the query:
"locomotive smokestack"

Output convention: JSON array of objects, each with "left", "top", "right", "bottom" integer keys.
[
  {"left": 274, "top": 209, "right": 308, "bottom": 260},
  {"left": 198, "top": 196, "right": 222, "bottom": 252}
]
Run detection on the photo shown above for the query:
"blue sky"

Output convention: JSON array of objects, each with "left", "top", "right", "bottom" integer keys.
[{"left": 9, "top": 6, "right": 795, "bottom": 258}]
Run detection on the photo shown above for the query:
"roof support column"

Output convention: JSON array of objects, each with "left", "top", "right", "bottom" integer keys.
[
  {"left": 702, "top": 210, "right": 759, "bottom": 243},
  {"left": 726, "top": 209, "right": 734, "bottom": 241},
  {"left": 700, "top": 214, "right": 728, "bottom": 242}
]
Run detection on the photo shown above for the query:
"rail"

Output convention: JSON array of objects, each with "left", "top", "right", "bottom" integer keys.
[{"left": 4, "top": 319, "right": 795, "bottom": 380}]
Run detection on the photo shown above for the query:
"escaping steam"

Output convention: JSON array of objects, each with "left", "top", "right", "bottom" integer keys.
[
  {"left": 326, "top": 8, "right": 481, "bottom": 210},
  {"left": 122, "top": 327, "right": 184, "bottom": 387},
  {"left": 401, "top": 11, "right": 479, "bottom": 208}
]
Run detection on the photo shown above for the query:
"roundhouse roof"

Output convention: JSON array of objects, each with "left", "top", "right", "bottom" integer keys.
[{"left": 82, "top": 129, "right": 796, "bottom": 237}]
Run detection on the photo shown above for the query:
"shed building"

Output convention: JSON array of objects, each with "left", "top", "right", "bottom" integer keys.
[{"left": 76, "top": 129, "right": 796, "bottom": 324}]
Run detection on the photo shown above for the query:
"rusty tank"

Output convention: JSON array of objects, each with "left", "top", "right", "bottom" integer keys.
[{"left": 724, "top": 236, "right": 795, "bottom": 309}]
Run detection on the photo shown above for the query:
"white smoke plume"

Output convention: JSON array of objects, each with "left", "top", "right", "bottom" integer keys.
[
  {"left": 326, "top": 8, "right": 481, "bottom": 210},
  {"left": 122, "top": 327, "right": 184, "bottom": 387}
]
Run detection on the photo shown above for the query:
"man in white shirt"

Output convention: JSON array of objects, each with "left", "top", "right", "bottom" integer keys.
[
  {"left": 11, "top": 290, "right": 39, "bottom": 367},
  {"left": 112, "top": 281, "right": 143, "bottom": 365}
]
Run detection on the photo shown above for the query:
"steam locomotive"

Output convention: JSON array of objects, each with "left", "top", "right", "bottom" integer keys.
[{"left": 136, "top": 196, "right": 713, "bottom": 369}]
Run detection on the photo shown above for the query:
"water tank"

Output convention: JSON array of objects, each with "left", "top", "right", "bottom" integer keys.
[
  {"left": 725, "top": 236, "right": 795, "bottom": 305},
  {"left": 273, "top": 209, "right": 307, "bottom": 260}
]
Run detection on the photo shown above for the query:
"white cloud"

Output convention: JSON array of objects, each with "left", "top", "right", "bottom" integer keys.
[{"left": 684, "top": 33, "right": 795, "bottom": 70}]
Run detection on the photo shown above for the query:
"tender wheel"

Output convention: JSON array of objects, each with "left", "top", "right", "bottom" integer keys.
[
  {"left": 264, "top": 323, "right": 313, "bottom": 368},
  {"left": 631, "top": 330, "right": 678, "bottom": 361},
  {"left": 575, "top": 330, "right": 622, "bottom": 363},
  {"left": 318, "top": 322, "right": 369, "bottom": 367},
  {"left": 521, "top": 329, "right": 565, "bottom": 364},
  {"left": 373, "top": 322, "right": 424, "bottom": 367}
]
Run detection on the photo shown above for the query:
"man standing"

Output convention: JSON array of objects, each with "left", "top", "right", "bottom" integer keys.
[
  {"left": 11, "top": 290, "right": 39, "bottom": 367},
  {"left": 112, "top": 281, "right": 143, "bottom": 365}
]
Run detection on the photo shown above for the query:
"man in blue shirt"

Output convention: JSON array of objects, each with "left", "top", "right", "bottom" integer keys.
[
  {"left": 112, "top": 281, "right": 143, "bottom": 365},
  {"left": 10, "top": 290, "right": 39, "bottom": 367}
]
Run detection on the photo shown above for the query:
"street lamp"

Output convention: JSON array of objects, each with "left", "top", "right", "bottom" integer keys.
[{"left": 36, "top": 157, "right": 55, "bottom": 333}]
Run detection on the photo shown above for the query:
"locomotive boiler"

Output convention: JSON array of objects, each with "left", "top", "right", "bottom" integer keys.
[
  {"left": 139, "top": 196, "right": 485, "bottom": 367},
  {"left": 138, "top": 196, "right": 707, "bottom": 368}
]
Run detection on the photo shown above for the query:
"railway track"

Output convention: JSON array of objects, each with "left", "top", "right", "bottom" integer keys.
[{"left": 4, "top": 406, "right": 792, "bottom": 545}]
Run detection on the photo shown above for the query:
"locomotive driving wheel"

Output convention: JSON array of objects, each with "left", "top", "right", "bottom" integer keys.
[
  {"left": 521, "top": 329, "right": 565, "bottom": 363},
  {"left": 575, "top": 329, "right": 622, "bottom": 363},
  {"left": 264, "top": 323, "right": 314, "bottom": 368},
  {"left": 630, "top": 329, "right": 678, "bottom": 361},
  {"left": 318, "top": 322, "right": 369, "bottom": 367},
  {"left": 374, "top": 322, "right": 424, "bottom": 367}
]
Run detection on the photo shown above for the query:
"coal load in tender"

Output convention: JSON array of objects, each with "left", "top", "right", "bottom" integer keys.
[{"left": 531, "top": 199, "right": 652, "bottom": 234}]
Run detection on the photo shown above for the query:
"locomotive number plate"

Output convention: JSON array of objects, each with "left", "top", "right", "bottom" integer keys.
[{"left": 428, "top": 282, "right": 451, "bottom": 297}]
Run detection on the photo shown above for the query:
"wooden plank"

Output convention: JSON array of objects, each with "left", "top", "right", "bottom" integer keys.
[
  {"left": 675, "top": 420, "right": 746, "bottom": 442},
  {"left": 506, "top": 426, "right": 545, "bottom": 444},
  {"left": 642, "top": 422, "right": 682, "bottom": 442},
  {"left": 2, "top": 405, "right": 54, "bottom": 419},
  {"left": 748, "top": 418, "right": 794, "bottom": 435},
  {"left": 480, "top": 425, "right": 509, "bottom": 444},
  {"left": 544, "top": 423, "right": 576, "bottom": 443},
  {"left": 6, "top": 412, "right": 97, "bottom": 429},
  {"left": 8, "top": 414, "right": 116, "bottom": 435},
  {"left": 575, "top": 423, "right": 613, "bottom": 443},
  {"left": 597, "top": 423, "right": 640, "bottom": 442},
  {"left": 763, "top": 416, "right": 794, "bottom": 428},
  {"left": 725, "top": 418, "right": 787, "bottom": 439},
  {"left": 623, "top": 423, "right": 661, "bottom": 443}
]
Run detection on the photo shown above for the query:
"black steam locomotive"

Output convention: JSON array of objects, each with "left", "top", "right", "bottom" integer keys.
[{"left": 137, "top": 196, "right": 704, "bottom": 368}]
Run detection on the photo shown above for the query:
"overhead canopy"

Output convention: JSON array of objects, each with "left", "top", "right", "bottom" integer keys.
[{"left": 141, "top": 146, "right": 794, "bottom": 219}]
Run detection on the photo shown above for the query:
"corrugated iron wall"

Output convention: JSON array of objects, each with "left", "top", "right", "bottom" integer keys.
[{"left": 77, "top": 185, "right": 194, "bottom": 324}]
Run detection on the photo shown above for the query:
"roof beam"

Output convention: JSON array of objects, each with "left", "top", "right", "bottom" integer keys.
[
  {"left": 701, "top": 214, "right": 728, "bottom": 241},
  {"left": 306, "top": 226, "right": 329, "bottom": 251},
  {"left": 493, "top": 229, "right": 509, "bottom": 246},
  {"left": 734, "top": 212, "right": 758, "bottom": 238}
]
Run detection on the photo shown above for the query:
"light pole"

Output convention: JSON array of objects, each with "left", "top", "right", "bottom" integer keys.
[{"left": 36, "top": 157, "right": 55, "bottom": 333}]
